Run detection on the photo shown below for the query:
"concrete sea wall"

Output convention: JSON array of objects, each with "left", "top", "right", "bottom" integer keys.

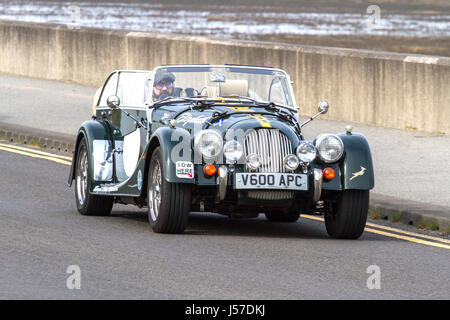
[{"left": 0, "top": 20, "right": 449, "bottom": 133}]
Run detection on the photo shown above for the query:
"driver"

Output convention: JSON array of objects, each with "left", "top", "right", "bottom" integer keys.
[{"left": 152, "top": 69, "right": 176, "bottom": 102}]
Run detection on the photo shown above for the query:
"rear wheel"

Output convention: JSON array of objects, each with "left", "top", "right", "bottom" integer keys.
[
  {"left": 147, "top": 147, "right": 191, "bottom": 233},
  {"left": 75, "top": 138, "right": 114, "bottom": 216},
  {"left": 324, "top": 190, "right": 369, "bottom": 239},
  {"left": 264, "top": 211, "right": 300, "bottom": 223}
]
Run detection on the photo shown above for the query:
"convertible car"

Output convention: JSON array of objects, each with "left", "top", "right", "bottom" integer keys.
[{"left": 68, "top": 64, "right": 374, "bottom": 239}]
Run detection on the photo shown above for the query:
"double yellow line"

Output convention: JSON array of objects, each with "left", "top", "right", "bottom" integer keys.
[
  {"left": 0, "top": 142, "right": 72, "bottom": 166},
  {"left": 302, "top": 214, "right": 450, "bottom": 250}
]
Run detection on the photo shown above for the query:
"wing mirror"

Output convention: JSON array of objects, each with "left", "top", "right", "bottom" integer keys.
[
  {"left": 105, "top": 95, "right": 148, "bottom": 130},
  {"left": 106, "top": 95, "right": 120, "bottom": 109},
  {"left": 300, "top": 100, "right": 330, "bottom": 128},
  {"left": 318, "top": 101, "right": 329, "bottom": 114}
]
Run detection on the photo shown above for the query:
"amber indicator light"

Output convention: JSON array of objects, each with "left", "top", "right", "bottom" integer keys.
[
  {"left": 203, "top": 164, "right": 217, "bottom": 176},
  {"left": 323, "top": 168, "right": 335, "bottom": 180}
]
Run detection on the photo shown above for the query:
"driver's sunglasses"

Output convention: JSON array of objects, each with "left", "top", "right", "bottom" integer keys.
[{"left": 155, "top": 80, "right": 173, "bottom": 89}]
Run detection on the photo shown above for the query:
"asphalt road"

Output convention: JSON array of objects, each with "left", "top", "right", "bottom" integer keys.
[{"left": 0, "top": 146, "right": 448, "bottom": 299}]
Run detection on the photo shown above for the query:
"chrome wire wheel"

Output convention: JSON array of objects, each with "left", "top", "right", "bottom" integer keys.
[
  {"left": 76, "top": 146, "right": 88, "bottom": 206},
  {"left": 74, "top": 137, "right": 114, "bottom": 216},
  {"left": 149, "top": 159, "right": 162, "bottom": 221},
  {"left": 146, "top": 147, "right": 191, "bottom": 233}
]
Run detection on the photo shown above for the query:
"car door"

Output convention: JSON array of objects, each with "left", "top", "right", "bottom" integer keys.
[
  {"left": 110, "top": 71, "right": 150, "bottom": 182},
  {"left": 90, "top": 72, "right": 120, "bottom": 183}
]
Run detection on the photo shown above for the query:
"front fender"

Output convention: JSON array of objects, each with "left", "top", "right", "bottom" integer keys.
[
  {"left": 319, "top": 133, "right": 374, "bottom": 191},
  {"left": 67, "top": 120, "right": 112, "bottom": 187},
  {"left": 148, "top": 126, "right": 194, "bottom": 184},
  {"left": 338, "top": 133, "right": 374, "bottom": 190}
]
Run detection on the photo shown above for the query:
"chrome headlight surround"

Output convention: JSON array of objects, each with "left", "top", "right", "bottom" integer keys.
[
  {"left": 296, "top": 141, "right": 316, "bottom": 163},
  {"left": 315, "top": 134, "right": 344, "bottom": 163},
  {"left": 283, "top": 154, "right": 300, "bottom": 171},
  {"left": 194, "top": 129, "right": 223, "bottom": 160},
  {"left": 224, "top": 140, "right": 243, "bottom": 163},
  {"left": 246, "top": 153, "right": 261, "bottom": 171}
]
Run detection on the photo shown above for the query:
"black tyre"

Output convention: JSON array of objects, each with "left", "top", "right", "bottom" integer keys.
[
  {"left": 264, "top": 211, "right": 300, "bottom": 223},
  {"left": 147, "top": 147, "right": 191, "bottom": 233},
  {"left": 75, "top": 138, "right": 114, "bottom": 216},
  {"left": 324, "top": 190, "right": 369, "bottom": 239}
]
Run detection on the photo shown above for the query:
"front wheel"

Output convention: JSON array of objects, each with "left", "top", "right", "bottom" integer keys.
[
  {"left": 75, "top": 137, "right": 114, "bottom": 216},
  {"left": 324, "top": 190, "right": 369, "bottom": 239},
  {"left": 147, "top": 147, "right": 191, "bottom": 233}
]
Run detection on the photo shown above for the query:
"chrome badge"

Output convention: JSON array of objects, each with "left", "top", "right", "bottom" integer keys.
[{"left": 350, "top": 166, "right": 366, "bottom": 181}]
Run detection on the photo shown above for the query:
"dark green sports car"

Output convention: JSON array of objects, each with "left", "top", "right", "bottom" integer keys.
[{"left": 68, "top": 65, "right": 374, "bottom": 239}]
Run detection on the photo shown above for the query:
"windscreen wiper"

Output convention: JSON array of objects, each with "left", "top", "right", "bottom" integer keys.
[
  {"left": 220, "top": 96, "right": 298, "bottom": 112},
  {"left": 151, "top": 97, "right": 195, "bottom": 108},
  {"left": 153, "top": 97, "right": 233, "bottom": 109},
  {"left": 205, "top": 106, "right": 302, "bottom": 135},
  {"left": 170, "top": 98, "right": 242, "bottom": 120}
]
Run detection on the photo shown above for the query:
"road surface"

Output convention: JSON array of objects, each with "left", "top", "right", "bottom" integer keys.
[{"left": 0, "top": 143, "right": 448, "bottom": 299}]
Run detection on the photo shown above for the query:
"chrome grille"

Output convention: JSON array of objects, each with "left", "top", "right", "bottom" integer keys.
[
  {"left": 244, "top": 129, "right": 294, "bottom": 200},
  {"left": 244, "top": 129, "right": 293, "bottom": 173}
]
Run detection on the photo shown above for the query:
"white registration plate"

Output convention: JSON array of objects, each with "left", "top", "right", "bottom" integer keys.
[{"left": 234, "top": 173, "right": 308, "bottom": 191}]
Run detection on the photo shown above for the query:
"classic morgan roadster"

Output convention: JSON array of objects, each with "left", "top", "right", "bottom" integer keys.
[{"left": 68, "top": 65, "right": 374, "bottom": 239}]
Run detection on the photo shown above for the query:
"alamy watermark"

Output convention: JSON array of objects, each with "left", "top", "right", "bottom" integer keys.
[
  {"left": 366, "top": 265, "right": 381, "bottom": 290},
  {"left": 66, "top": 265, "right": 81, "bottom": 290},
  {"left": 366, "top": 5, "right": 382, "bottom": 30}
]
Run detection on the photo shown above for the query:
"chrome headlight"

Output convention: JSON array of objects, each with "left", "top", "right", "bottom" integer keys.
[
  {"left": 296, "top": 141, "right": 316, "bottom": 163},
  {"left": 194, "top": 130, "right": 223, "bottom": 160},
  {"left": 283, "top": 154, "right": 300, "bottom": 171},
  {"left": 315, "top": 134, "right": 344, "bottom": 163},
  {"left": 224, "top": 140, "right": 243, "bottom": 162}
]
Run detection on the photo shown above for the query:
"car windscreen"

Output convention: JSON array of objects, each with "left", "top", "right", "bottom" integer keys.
[
  {"left": 117, "top": 71, "right": 150, "bottom": 107},
  {"left": 150, "top": 66, "right": 294, "bottom": 107}
]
